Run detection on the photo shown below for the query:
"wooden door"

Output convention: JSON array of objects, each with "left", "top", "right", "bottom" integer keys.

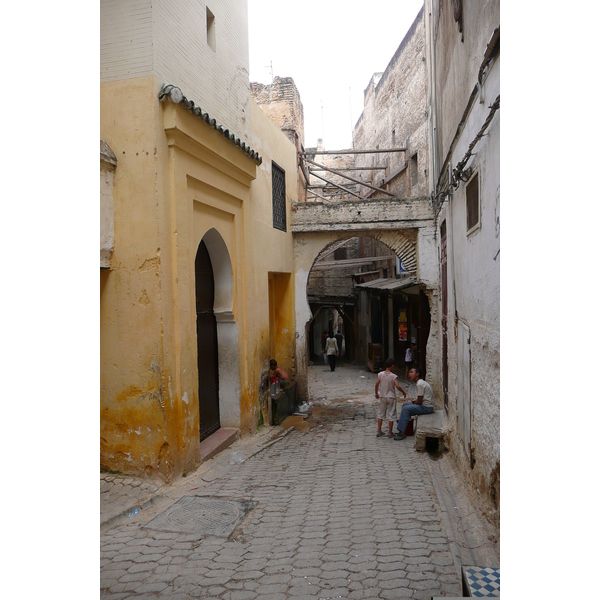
[{"left": 195, "top": 240, "right": 220, "bottom": 441}]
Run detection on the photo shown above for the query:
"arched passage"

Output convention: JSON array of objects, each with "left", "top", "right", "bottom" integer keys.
[
  {"left": 294, "top": 228, "right": 438, "bottom": 402},
  {"left": 196, "top": 228, "right": 241, "bottom": 435}
]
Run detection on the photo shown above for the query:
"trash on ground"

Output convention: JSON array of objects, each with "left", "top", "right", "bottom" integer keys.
[{"left": 128, "top": 509, "right": 138, "bottom": 518}]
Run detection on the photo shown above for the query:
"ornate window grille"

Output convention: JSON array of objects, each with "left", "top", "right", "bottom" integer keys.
[{"left": 272, "top": 162, "right": 286, "bottom": 232}]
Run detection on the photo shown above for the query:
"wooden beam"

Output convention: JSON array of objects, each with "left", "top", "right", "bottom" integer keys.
[
  {"left": 300, "top": 148, "right": 407, "bottom": 156},
  {"left": 306, "top": 158, "right": 398, "bottom": 199}
]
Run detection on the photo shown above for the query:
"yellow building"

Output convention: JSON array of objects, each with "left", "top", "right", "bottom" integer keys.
[{"left": 100, "top": 0, "right": 297, "bottom": 480}]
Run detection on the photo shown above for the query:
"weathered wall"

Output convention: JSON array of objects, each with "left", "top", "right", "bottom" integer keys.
[
  {"left": 246, "top": 100, "right": 298, "bottom": 429},
  {"left": 100, "top": 141, "right": 117, "bottom": 268},
  {"left": 425, "top": 0, "right": 500, "bottom": 524},
  {"left": 250, "top": 77, "right": 308, "bottom": 205},
  {"left": 100, "top": 76, "right": 176, "bottom": 479},
  {"left": 251, "top": 77, "right": 305, "bottom": 149},
  {"left": 100, "top": 0, "right": 298, "bottom": 481},
  {"left": 353, "top": 7, "right": 428, "bottom": 200},
  {"left": 429, "top": 0, "right": 500, "bottom": 166}
]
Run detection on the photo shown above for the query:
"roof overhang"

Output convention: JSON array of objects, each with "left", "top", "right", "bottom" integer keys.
[{"left": 355, "top": 277, "right": 418, "bottom": 293}]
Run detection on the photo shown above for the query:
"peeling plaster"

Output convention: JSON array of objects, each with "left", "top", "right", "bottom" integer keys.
[{"left": 183, "top": 391, "right": 189, "bottom": 405}]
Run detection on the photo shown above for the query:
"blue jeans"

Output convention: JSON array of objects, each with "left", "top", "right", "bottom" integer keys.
[{"left": 397, "top": 402, "right": 433, "bottom": 433}]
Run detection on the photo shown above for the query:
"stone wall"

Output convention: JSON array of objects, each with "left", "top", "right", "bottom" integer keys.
[
  {"left": 353, "top": 7, "right": 428, "bottom": 201},
  {"left": 425, "top": 0, "right": 500, "bottom": 526},
  {"left": 251, "top": 76, "right": 305, "bottom": 149}
]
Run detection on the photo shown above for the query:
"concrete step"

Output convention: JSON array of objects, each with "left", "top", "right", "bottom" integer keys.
[{"left": 199, "top": 427, "right": 238, "bottom": 463}]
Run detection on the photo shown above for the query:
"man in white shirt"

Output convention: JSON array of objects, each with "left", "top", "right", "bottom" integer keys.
[{"left": 394, "top": 365, "right": 434, "bottom": 440}]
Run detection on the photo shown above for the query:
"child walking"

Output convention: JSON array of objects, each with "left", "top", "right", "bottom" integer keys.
[{"left": 375, "top": 358, "right": 407, "bottom": 438}]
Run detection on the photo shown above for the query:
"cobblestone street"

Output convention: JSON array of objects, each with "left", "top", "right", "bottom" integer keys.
[{"left": 100, "top": 363, "right": 499, "bottom": 599}]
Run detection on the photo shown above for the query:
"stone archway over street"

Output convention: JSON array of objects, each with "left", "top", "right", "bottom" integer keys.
[{"left": 292, "top": 196, "right": 440, "bottom": 402}]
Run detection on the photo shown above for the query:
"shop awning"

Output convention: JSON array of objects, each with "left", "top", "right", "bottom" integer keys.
[{"left": 355, "top": 277, "right": 416, "bottom": 291}]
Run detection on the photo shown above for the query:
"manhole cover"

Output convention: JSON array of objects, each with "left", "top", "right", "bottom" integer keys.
[{"left": 143, "top": 496, "right": 257, "bottom": 537}]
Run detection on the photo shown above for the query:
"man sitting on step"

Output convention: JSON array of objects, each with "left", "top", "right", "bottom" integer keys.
[{"left": 394, "top": 366, "right": 434, "bottom": 440}]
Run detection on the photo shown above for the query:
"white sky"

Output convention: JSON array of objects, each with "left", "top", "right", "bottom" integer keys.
[{"left": 248, "top": 0, "right": 424, "bottom": 150}]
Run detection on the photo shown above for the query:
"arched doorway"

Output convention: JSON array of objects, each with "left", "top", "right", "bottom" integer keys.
[{"left": 195, "top": 239, "right": 220, "bottom": 441}]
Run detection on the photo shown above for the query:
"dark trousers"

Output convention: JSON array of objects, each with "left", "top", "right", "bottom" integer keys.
[{"left": 328, "top": 354, "right": 336, "bottom": 371}]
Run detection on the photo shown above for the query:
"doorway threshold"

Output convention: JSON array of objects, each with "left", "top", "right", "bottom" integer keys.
[{"left": 199, "top": 428, "right": 238, "bottom": 464}]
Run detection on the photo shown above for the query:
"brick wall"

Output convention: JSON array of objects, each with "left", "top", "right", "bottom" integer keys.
[
  {"left": 101, "top": 0, "right": 154, "bottom": 81},
  {"left": 101, "top": 0, "right": 252, "bottom": 138}
]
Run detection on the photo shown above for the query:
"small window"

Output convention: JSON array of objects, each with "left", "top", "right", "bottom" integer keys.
[
  {"left": 466, "top": 172, "right": 480, "bottom": 233},
  {"left": 272, "top": 162, "right": 286, "bottom": 232},
  {"left": 410, "top": 153, "right": 418, "bottom": 188},
  {"left": 206, "top": 7, "right": 216, "bottom": 51}
]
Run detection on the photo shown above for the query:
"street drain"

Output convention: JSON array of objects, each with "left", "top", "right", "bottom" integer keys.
[{"left": 142, "top": 496, "right": 257, "bottom": 537}]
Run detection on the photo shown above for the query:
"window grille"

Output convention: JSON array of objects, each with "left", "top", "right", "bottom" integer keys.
[{"left": 272, "top": 162, "right": 286, "bottom": 232}]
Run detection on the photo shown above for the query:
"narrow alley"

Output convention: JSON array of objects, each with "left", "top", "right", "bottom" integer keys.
[{"left": 101, "top": 363, "right": 499, "bottom": 599}]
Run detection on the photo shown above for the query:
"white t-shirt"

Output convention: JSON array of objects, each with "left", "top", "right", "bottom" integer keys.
[
  {"left": 416, "top": 378, "right": 434, "bottom": 407},
  {"left": 378, "top": 371, "right": 398, "bottom": 398}
]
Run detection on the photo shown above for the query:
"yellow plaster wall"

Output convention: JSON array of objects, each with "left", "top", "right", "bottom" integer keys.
[
  {"left": 243, "top": 101, "right": 297, "bottom": 430},
  {"left": 101, "top": 76, "right": 298, "bottom": 480},
  {"left": 100, "top": 76, "right": 180, "bottom": 479}
]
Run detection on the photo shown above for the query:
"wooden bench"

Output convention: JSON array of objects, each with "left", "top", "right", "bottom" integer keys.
[{"left": 413, "top": 409, "right": 447, "bottom": 452}]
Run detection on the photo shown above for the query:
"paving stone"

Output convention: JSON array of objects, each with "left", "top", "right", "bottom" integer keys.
[
  {"left": 379, "top": 588, "right": 413, "bottom": 599},
  {"left": 409, "top": 578, "right": 441, "bottom": 591},
  {"left": 221, "top": 591, "right": 257, "bottom": 600},
  {"left": 377, "top": 570, "right": 408, "bottom": 582},
  {"left": 126, "top": 561, "right": 159, "bottom": 574},
  {"left": 257, "top": 573, "right": 292, "bottom": 585},
  {"left": 100, "top": 365, "right": 497, "bottom": 599},
  {"left": 320, "top": 569, "right": 350, "bottom": 580},
  {"left": 405, "top": 562, "right": 434, "bottom": 572},
  {"left": 378, "top": 561, "right": 408, "bottom": 573}
]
